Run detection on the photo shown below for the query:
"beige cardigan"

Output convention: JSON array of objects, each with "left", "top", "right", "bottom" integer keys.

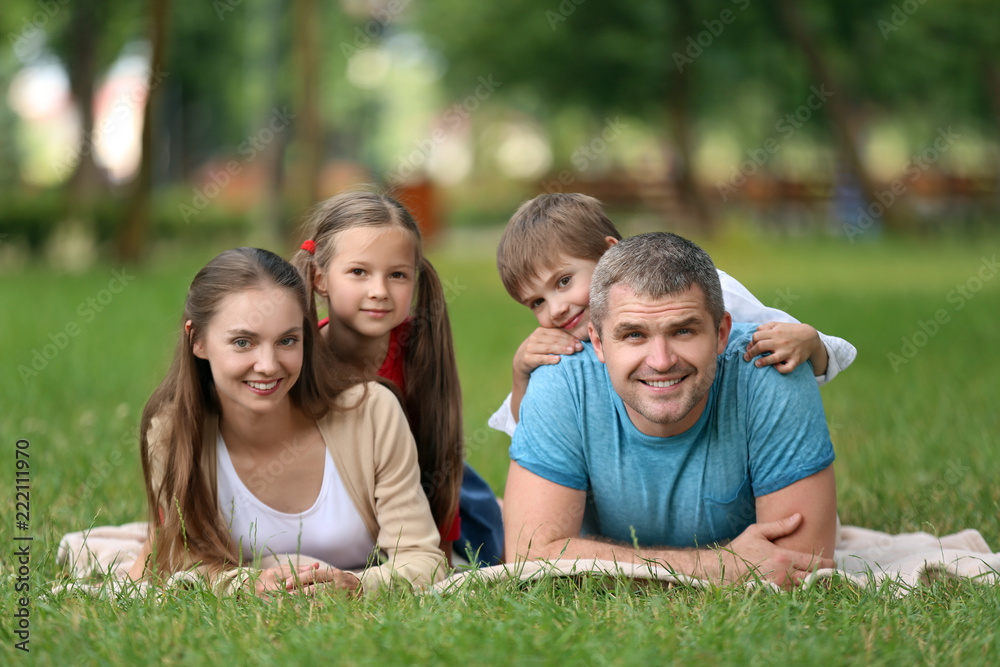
[{"left": 148, "top": 382, "right": 446, "bottom": 594}]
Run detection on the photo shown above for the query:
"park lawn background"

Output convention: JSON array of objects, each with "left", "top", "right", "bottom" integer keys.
[{"left": 1, "top": 230, "right": 999, "bottom": 664}]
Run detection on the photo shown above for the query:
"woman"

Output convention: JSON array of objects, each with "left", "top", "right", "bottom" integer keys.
[{"left": 128, "top": 248, "right": 445, "bottom": 594}]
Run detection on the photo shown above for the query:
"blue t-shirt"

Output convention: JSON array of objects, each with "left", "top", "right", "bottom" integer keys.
[{"left": 509, "top": 323, "right": 835, "bottom": 548}]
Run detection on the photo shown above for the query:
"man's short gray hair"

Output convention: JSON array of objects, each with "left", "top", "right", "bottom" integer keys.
[{"left": 589, "top": 232, "right": 725, "bottom": 336}]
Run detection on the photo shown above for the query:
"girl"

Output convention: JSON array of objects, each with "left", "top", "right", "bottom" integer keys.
[
  {"left": 294, "top": 191, "right": 504, "bottom": 566},
  {"left": 129, "top": 248, "right": 445, "bottom": 594}
]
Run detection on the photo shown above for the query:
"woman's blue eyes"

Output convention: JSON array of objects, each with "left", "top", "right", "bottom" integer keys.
[{"left": 233, "top": 338, "right": 298, "bottom": 349}]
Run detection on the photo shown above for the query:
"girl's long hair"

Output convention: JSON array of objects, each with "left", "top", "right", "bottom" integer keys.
[
  {"left": 139, "top": 247, "right": 356, "bottom": 573},
  {"left": 292, "top": 190, "right": 464, "bottom": 533}
]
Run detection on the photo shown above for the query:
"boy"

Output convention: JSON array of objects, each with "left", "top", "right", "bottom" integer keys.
[{"left": 489, "top": 193, "right": 857, "bottom": 436}]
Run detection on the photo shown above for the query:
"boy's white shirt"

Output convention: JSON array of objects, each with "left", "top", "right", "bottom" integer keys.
[{"left": 487, "top": 268, "right": 858, "bottom": 437}]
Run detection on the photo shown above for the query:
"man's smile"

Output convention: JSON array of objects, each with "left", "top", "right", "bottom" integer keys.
[{"left": 641, "top": 378, "right": 683, "bottom": 388}]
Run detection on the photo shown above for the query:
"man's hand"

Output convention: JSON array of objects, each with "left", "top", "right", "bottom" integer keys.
[
  {"left": 743, "top": 322, "right": 828, "bottom": 376},
  {"left": 506, "top": 463, "right": 834, "bottom": 590},
  {"left": 712, "top": 514, "right": 834, "bottom": 589}
]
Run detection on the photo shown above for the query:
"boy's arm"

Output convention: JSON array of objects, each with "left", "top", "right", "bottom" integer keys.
[
  {"left": 718, "top": 269, "right": 857, "bottom": 385},
  {"left": 509, "top": 327, "right": 583, "bottom": 425},
  {"left": 487, "top": 393, "right": 518, "bottom": 437}
]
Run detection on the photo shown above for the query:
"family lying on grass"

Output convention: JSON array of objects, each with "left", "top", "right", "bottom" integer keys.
[{"left": 122, "top": 190, "right": 857, "bottom": 595}]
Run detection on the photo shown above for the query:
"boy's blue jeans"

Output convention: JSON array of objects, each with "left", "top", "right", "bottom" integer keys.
[{"left": 457, "top": 463, "right": 504, "bottom": 566}]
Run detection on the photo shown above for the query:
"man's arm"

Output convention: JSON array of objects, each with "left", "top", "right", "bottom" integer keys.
[
  {"left": 503, "top": 461, "right": 833, "bottom": 588},
  {"left": 755, "top": 464, "right": 837, "bottom": 558}
]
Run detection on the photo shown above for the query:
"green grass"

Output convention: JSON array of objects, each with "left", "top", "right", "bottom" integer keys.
[{"left": 2, "top": 232, "right": 999, "bottom": 664}]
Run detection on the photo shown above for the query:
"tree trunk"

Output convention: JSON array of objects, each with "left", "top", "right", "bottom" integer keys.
[
  {"left": 64, "top": 0, "right": 105, "bottom": 206},
  {"left": 246, "top": 0, "right": 287, "bottom": 247},
  {"left": 984, "top": 62, "right": 1000, "bottom": 213},
  {"left": 116, "top": 0, "right": 172, "bottom": 261},
  {"left": 772, "top": 0, "right": 892, "bottom": 227},
  {"left": 670, "top": 0, "right": 713, "bottom": 234},
  {"left": 290, "top": 0, "right": 324, "bottom": 222}
]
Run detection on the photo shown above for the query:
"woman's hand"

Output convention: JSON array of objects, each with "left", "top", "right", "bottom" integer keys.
[{"left": 254, "top": 562, "right": 361, "bottom": 596}]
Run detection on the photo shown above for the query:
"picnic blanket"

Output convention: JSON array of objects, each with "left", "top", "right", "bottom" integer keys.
[
  {"left": 434, "top": 523, "right": 1000, "bottom": 594},
  {"left": 57, "top": 521, "right": 1000, "bottom": 595}
]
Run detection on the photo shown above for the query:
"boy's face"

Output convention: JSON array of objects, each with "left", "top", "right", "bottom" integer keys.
[{"left": 517, "top": 253, "right": 601, "bottom": 340}]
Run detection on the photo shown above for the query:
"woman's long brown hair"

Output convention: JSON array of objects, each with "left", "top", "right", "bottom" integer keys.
[
  {"left": 292, "top": 190, "right": 464, "bottom": 533},
  {"left": 139, "top": 247, "right": 357, "bottom": 574}
]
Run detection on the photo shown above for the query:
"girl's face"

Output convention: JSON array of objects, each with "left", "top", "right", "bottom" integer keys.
[
  {"left": 314, "top": 225, "right": 417, "bottom": 343},
  {"left": 192, "top": 286, "right": 304, "bottom": 418}
]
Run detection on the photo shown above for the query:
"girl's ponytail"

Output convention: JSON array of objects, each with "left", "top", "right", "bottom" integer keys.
[
  {"left": 292, "top": 241, "right": 321, "bottom": 327},
  {"left": 405, "top": 256, "right": 464, "bottom": 530}
]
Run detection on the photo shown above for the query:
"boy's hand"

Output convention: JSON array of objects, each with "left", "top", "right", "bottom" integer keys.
[
  {"left": 513, "top": 327, "right": 584, "bottom": 381},
  {"left": 510, "top": 327, "right": 584, "bottom": 424},
  {"left": 743, "top": 322, "right": 828, "bottom": 376}
]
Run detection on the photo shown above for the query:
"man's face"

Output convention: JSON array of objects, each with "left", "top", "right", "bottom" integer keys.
[{"left": 590, "top": 283, "right": 731, "bottom": 438}]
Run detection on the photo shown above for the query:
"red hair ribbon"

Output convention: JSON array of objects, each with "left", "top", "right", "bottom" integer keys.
[{"left": 301, "top": 239, "right": 316, "bottom": 254}]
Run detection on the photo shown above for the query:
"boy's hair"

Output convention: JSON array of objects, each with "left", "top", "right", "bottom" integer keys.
[
  {"left": 140, "top": 248, "right": 357, "bottom": 574},
  {"left": 293, "top": 189, "right": 463, "bottom": 532},
  {"left": 497, "top": 193, "right": 622, "bottom": 301},
  {"left": 590, "top": 232, "right": 725, "bottom": 337}
]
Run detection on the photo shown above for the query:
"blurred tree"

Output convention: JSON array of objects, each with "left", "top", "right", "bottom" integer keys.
[
  {"left": 117, "top": 0, "right": 171, "bottom": 261},
  {"left": 418, "top": 0, "right": 995, "bottom": 228},
  {"left": 244, "top": 0, "right": 288, "bottom": 246},
  {"left": 289, "top": 0, "right": 324, "bottom": 218},
  {"left": 48, "top": 2, "right": 143, "bottom": 204},
  {"left": 770, "top": 0, "right": 888, "bottom": 224}
]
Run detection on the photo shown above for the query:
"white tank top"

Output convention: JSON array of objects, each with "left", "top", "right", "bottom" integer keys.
[{"left": 216, "top": 433, "right": 376, "bottom": 570}]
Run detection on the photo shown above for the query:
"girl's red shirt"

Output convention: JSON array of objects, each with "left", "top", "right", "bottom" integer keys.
[{"left": 317, "top": 317, "right": 461, "bottom": 542}]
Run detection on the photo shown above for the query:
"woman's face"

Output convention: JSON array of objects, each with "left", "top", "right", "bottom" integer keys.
[{"left": 192, "top": 286, "right": 305, "bottom": 418}]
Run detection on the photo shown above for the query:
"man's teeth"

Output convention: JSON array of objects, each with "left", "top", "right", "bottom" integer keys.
[
  {"left": 247, "top": 380, "right": 278, "bottom": 390},
  {"left": 646, "top": 379, "right": 681, "bottom": 388}
]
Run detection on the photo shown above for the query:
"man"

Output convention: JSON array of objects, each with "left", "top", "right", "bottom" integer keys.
[{"left": 504, "top": 232, "right": 837, "bottom": 588}]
